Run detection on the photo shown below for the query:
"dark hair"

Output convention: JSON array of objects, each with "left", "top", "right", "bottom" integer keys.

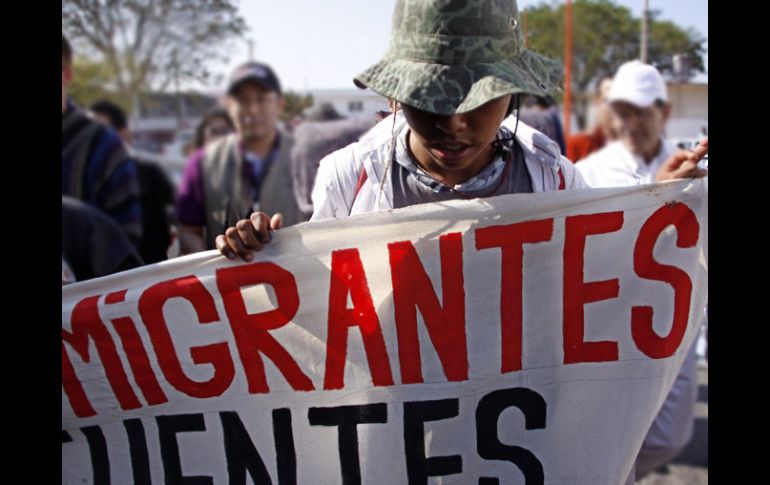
[
  {"left": 521, "top": 94, "right": 555, "bottom": 109},
  {"left": 62, "top": 34, "right": 72, "bottom": 70},
  {"left": 194, "top": 109, "right": 235, "bottom": 149},
  {"left": 535, "top": 95, "right": 555, "bottom": 109},
  {"left": 90, "top": 99, "right": 128, "bottom": 131}
]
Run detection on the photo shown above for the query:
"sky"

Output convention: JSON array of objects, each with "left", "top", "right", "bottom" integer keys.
[{"left": 190, "top": 0, "right": 708, "bottom": 93}]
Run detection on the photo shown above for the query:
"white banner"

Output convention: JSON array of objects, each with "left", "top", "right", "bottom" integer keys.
[{"left": 62, "top": 179, "right": 708, "bottom": 485}]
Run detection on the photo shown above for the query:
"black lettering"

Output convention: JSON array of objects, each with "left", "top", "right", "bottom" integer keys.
[
  {"left": 62, "top": 430, "right": 73, "bottom": 443},
  {"left": 81, "top": 425, "right": 110, "bottom": 485},
  {"left": 308, "top": 403, "right": 387, "bottom": 485},
  {"left": 476, "top": 388, "right": 546, "bottom": 485},
  {"left": 124, "top": 418, "right": 152, "bottom": 485},
  {"left": 403, "top": 399, "right": 462, "bottom": 485},
  {"left": 157, "top": 414, "right": 213, "bottom": 485},
  {"left": 273, "top": 408, "right": 297, "bottom": 485},
  {"left": 220, "top": 411, "right": 273, "bottom": 485}
]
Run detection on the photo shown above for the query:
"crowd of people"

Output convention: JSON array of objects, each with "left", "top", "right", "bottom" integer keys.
[{"left": 62, "top": 0, "right": 707, "bottom": 481}]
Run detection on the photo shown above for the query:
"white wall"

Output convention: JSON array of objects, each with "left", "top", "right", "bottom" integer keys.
[{"left": 666, "top": 83, "right": 708, "bottom": 139}]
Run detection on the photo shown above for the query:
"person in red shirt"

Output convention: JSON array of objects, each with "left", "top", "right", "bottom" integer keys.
[{"left": 566, "top": 75, "right": 616, "bottom": 162}]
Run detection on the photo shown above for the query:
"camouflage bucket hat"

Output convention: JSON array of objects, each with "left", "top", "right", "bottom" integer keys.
[{"left": 354, "top": 0, "right": 562, "bottom": 115}]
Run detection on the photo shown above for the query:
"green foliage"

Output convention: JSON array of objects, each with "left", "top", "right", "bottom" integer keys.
[
  {"left": 282, "top": 92, "right": 314, "bottom": 122},
  {"left": 63, "top": 0, "right": 248, "bottom": 116},
  {"left": 523, "top": 0, "right": 706, "bottom": 127},
  {"left": 68, "top": 57, "right": 131, "bottom": 110}
]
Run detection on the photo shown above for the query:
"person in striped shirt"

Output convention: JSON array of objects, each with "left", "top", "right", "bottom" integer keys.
[{"left": 61, "top": 34, "right": 143, "bottom": 246}]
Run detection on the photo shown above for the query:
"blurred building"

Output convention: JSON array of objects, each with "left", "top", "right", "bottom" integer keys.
[
  {"left": 306, "top": 88, "right": 388, "bottom": 120},
  {"left": 665, "top": 81, "right": 708, "bottom": 139},
  {"left": 131, "top": 91, "right": 219, "bottom": 156}
]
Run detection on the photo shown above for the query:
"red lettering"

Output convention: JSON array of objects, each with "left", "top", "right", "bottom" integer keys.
[
  {"left": 138, "top": 276, "right": 235, "bottom": 398},
  {"left": 105, "top": 289, "right": 168, "bottom": 406},
  {"left": 389, "top": 233, "right": 467, "bottom": 384},
  {"left": 62, "top": 295, "right": 141, "bottom": 417},
  {"left": 110, "top": 317, "right": 168, "bottom": 406},
  {"left": 217, "top": 263, "right": 314, "bottom": 393},
  {"left": 632, "top": 203, "right": 699, "bottom": 358},
  {"left": 325, "top": 249, "right": 394, "bottom": 389},
  {"left": 563, "top": 212, "right": 624, "bottom": 364},
  {"left": 475, "top": 219, "right": 554, "bottom": 373},
  {"left": 105, "top": 290, "right": 127, "bottom": 304}
]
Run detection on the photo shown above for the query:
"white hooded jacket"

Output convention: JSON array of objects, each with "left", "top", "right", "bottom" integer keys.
[{"left": 310, "top": 111, "right": 587, "bottom": 221}]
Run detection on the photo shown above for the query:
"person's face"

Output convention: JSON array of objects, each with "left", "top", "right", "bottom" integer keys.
[
  {"left": 203, "top": 117, "right": 233, "bottom": 146},
  {"left": 226, "top": 82, "right": 284, "bottom": 142},
  {"left": 610, "top": 100, "right": 670, "bottom": 158},
  {"left": 401, "top": 94, "right": 512, "bottom": 183}
]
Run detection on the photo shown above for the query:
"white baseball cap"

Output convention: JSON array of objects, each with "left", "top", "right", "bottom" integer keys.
[{"left": 608, "top": 60, "right": 668, "bottom": 107}]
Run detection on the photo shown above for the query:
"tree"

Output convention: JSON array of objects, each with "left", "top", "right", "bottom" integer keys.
[
  {"left": 62, "top": 0, "right": 248, "bottom": 118},
  {"left": 68, "top": 57, "right": 131, "bottom": 110},
  {"left": 523, "top": 0, "right": 706, "bottom": 129},
  {"left": 646, "top": 19, "right": 706, "bottom": 76},
  {"left": 281, "top": 92, "right": 314, "bottom": 123}
]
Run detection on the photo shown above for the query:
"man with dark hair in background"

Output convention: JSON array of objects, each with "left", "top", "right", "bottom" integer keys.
[
  {"left": 89, "top": 99, "right": 176, "bottom": 264},
  {"left": 175, "top": 61, "right": 304, "bottom": 254}
]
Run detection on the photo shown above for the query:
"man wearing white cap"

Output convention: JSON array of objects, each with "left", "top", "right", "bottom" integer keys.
[
  {"left": 577, "top": 60, "right": 707, "bottom": 187},
  {"left": 577, "top": 60, "right": 706, "bottom": 480}
]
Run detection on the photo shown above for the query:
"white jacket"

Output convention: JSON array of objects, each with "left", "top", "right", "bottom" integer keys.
[
  {"left": 310, "top": 111, "right": 587, "bottom": 221},
  {"left": 576, "top": 139, "right": 678, "bottom": 188}
]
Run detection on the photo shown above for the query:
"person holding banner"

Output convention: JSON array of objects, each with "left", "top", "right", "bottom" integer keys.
[
  {"left": 576, "top": 59, "right": 707, "bottom": 480},
  {"left": 214, "top": 3, "right": 707, "bottom": 483},
  {"left": 216, "top": 3, "right": 705, "bottom": 260},
  {"left": 576, "top": 60, "right": 708, "bottom": 189},
  {"left": 216, "top": 0, "right": 583, "bottom": 260},
  {"left": 176, "top": 61, "right": 304, "bottom": 255}
]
